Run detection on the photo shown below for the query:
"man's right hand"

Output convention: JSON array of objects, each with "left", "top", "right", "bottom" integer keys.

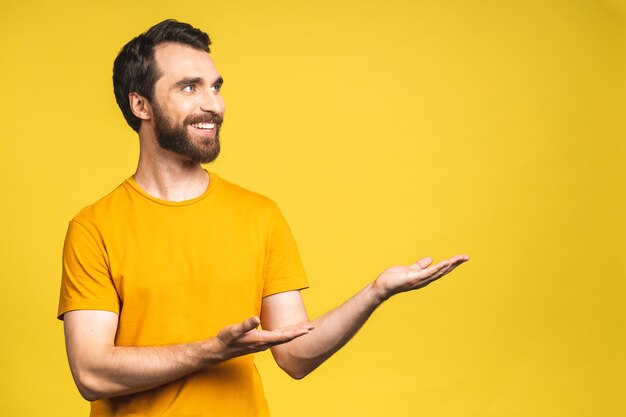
[
  {"left": 63, "top": 310, "right": 313, "bottom": 401},
  {"left": 211, "top": 316, "right": 314, "bottom": 362}
]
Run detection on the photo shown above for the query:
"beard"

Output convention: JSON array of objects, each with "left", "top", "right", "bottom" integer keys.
[{"left": 152, "top": 101, "right": 223, "bottom": 164}]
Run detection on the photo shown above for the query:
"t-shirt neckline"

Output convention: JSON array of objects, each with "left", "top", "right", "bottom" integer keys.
[{"left": 124, "top": 170, "right": 219, "bottom": 207}]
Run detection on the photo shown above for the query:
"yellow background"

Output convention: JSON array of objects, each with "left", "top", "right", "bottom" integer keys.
[{"left": 1, "top": 0, "right": 624, "bottom": 416}]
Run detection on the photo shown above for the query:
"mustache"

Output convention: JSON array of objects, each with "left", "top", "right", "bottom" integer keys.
[{"left": 184, "top": 113, "right": 224, "bottom": 125}]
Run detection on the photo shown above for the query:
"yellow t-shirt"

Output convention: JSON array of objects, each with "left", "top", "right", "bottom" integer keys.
[{"left": 58, "top": 172, "right": 308, "bottom": 417}]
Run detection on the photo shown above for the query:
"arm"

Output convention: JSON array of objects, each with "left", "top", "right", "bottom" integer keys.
[
  {"left": 261, "top": 254, "right": 468, "bottom": 379},
  {"left": 63, "top": 310, "right": 313, "bottom": 401}
]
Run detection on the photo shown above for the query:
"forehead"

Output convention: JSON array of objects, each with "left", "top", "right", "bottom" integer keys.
[{"left": 153, "top": 42, "right": 219, "bottom": 84}]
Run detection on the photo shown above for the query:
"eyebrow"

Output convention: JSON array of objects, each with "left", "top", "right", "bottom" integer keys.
[{"left": 174, "top": 76, "right": 224, "bottom": 87}]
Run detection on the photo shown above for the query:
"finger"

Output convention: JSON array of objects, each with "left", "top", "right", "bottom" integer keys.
[
  {"left": 440, "top": 255, "right": 469, "bottom": 274},
  {"left": 238, "top": 316, "right": 261, "bottom": 335},
  {"left": 419, "top": 256, "right": 468, "bottom": 286},
  {"left": 421, "top": 265, "right": 456, "bottom": 286},
  {"left": 449, "top": 254, "right": 470, "bottom": 264},
  {"left": 406, "top": 257, "right": 456, "bottom": 282},
  {"left": 268, "top": 322, "right": 315, "bottom": 343},
  {"left": 421, "top": 258, "right": 450, "bottom": 276},
  {"left": 423, "top": 254, "right": 469, "bottom": 275},
  {"left": 409, "top": 257, "right": 433, "bottom": 270},
  {"left": 426, "top": 263, "right": 458, "bottom": 283},
  {"left": 429, "top": 256, "right": 466, "bottom": 276},
  {"left": 288, "top": 321, "right": 315, "bottom": 332},
  {"left": 247, "top": 322, "right": 314, "bottom": 347},
  {"left": 220, "top": 316, "right": 261, "bottom": 344}
]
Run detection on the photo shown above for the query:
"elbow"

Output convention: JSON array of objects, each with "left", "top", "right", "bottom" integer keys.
[
  {"left": 287, "top": 369, "right": 310, "bottom": 380},
  {"left": 276, "top": 358, "right": 314, "bottom": 380},
  {"left": 78, "top": 387, "right": 101, "bottom": 402},
  {"left": 281, "top": 365, "right": 310, "bottom": 380},
  {"left": 72, "top": 369, "right": 109, "bottom": 402},
  {"left": 272, "top": 346, "right": 320, "bottom": 380}
]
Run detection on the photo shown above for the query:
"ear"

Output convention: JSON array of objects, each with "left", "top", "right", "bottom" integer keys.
[{"left": 129, "top": 92, "right": 152, "bottom": 121}]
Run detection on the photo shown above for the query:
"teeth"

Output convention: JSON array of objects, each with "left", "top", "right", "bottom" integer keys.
[{"left": 192, "top": 122, "right": 215, "bottom": 129}]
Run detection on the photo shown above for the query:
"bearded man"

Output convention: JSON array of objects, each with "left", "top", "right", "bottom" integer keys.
[{"left": 58, "top": 19, "right": 468, "bottom": 417}]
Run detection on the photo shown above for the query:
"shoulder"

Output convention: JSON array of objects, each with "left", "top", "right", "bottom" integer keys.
[
  {"left": 71, "top": 181, "right": 131, "bottom": 230},
  {"left": 212, "top": 173, "right": 278, "bottom": 212}
]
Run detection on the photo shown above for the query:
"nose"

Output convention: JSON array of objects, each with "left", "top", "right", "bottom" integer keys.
[{"left": 200, "top": 89, "right": 224, "bottom": 115}]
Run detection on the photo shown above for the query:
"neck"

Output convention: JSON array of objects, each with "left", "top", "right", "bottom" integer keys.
[{"left": 133, "top": 133, "right": 210, "bottom": 202}]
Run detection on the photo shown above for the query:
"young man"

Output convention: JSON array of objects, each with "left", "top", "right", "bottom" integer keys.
[{"left": 58, "top": 19, "right": 469, "bottom": 417}]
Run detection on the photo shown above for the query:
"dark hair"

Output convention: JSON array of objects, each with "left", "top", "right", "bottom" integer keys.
[{"left": 113, "top": 19, "right": 211, "bottom": 132}]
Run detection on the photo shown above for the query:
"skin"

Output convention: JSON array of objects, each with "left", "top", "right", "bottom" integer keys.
[{"left": 64, "top": 42, "right": 469, "bottom": 401}]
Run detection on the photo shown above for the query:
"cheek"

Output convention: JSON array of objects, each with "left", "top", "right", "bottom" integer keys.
[
  {"left": 166, "top": 100, "right": 198, "bottom": 123},
  {"left": 177, "top": 99, "right": 198, "bottom": 113}
]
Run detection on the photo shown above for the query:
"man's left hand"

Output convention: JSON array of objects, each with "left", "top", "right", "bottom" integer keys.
[{"left": 371, "top": 254, "right": 469, "bottom": 301}]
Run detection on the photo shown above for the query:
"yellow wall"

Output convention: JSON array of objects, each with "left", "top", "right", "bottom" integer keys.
[{"left": 1, "top": 0, "right": 624, "bottom": 415}]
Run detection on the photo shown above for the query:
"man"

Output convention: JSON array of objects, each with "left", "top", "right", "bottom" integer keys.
[{"left": 58, "top": 19, "right": 469, "bottom": 417}]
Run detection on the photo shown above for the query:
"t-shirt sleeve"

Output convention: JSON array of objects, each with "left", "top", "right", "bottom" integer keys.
[
  {"left": 57, "top": 219, "right": 120, "bottom": 319},
  {"left": 262, "top": 203, "right": 309, "bottom": 297}
]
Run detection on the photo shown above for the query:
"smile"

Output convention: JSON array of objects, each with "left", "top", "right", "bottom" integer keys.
[{"left": 190, "top": 122, "right": 216, "bottom": 130}]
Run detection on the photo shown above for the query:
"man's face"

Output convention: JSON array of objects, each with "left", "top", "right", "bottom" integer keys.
[{"left": 150, "top": 43, "right": 225, "bottom": 163}]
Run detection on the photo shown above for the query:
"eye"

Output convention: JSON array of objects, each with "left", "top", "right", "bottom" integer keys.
[
  {"left": 211, "top": 83, "right": 222, "bottom": 93},
  {"left": 182, "top": 84, "right": 195, "bottom": 92}
]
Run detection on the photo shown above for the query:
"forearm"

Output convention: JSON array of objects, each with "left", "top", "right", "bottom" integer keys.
[
  {"left": 274, "top": 283, "right": 384, "bottom": 379},
  {"left": 265, "top": 255, "right": 469, "bottom": 379},
  {"left": 70, "top": 338, "right": 220, "bottom": 401},
  {"left": 65, "top": 311, "right": 312, "bottom": 401}
]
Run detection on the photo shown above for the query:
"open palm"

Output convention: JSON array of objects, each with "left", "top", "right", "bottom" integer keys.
[{"left": 372, "top": 254, "right": 469, "bottom": 300}]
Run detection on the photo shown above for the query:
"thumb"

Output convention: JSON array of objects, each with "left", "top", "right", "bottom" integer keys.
[
  {"left": 219, "top": 316, "right": 260, "bottom": 344},
  {"left": 409, "top": 257, "right": 433, "bottom": 270},
  {"left": 236, "top": 316, "right": 261, "bottom": 337}
]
